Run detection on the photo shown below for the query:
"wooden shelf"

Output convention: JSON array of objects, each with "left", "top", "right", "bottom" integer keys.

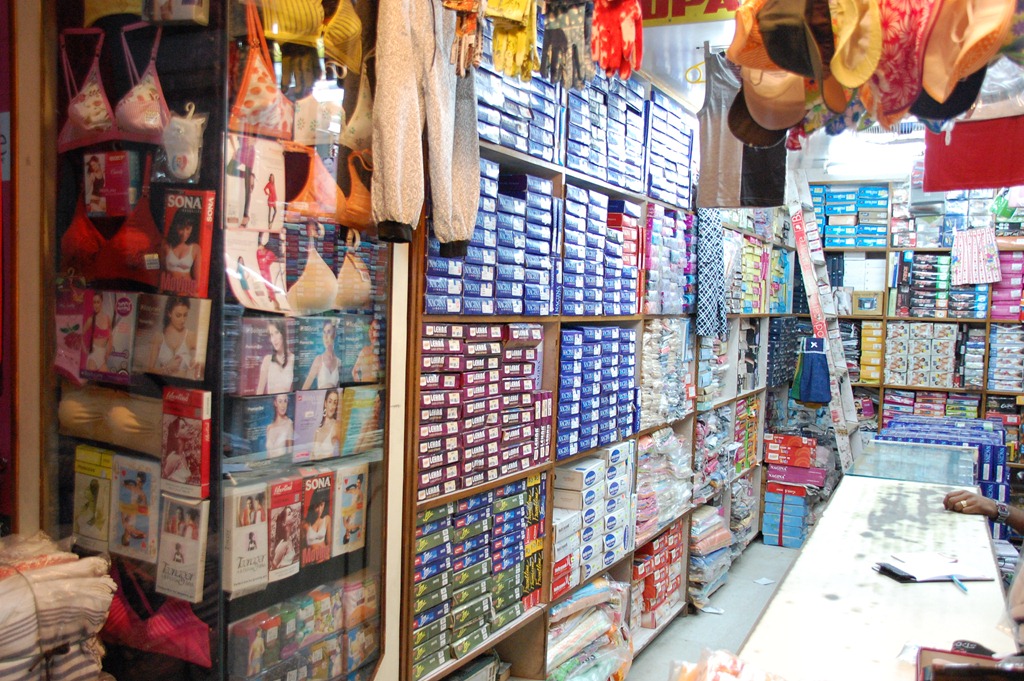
[
  {"left": 631, "top": 597, "right": 689, "bottom": 654},
  {"left": 416, "top": 605, "right": 548, "bottom": 681},
  {"left": 891, "top": 246, "right": 951, "bottom": 252},
  {"left": 636, "top": 504, "right": 697, "bottom": 549},
  {"left": 550, "top": 551, "right": 633, "bottom": 607},
  {"left": 850, "top": 382, "right": 881, "bottom": 388},
  {"left": 882, "top": 384, "right": 984, "bottom": 394},
  {"left": 415, "top": 463, "right": 551, "bottom": 511},
  {"left": 422, "top": 313, "right": 560, "bottom": 323}
]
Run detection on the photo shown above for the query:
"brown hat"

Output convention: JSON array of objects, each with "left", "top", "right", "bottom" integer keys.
[{"left": 728, "top": 87, "right": 790, "bottom": 148}]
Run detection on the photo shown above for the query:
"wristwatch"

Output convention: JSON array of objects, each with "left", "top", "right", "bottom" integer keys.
[{"left": 995, "top": 502, "right": 1010, "bottom": 524}]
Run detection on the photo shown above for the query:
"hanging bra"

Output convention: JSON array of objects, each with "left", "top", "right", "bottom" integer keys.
[
  {"left": 102, "top": 561, "right": 212, "bottom": 668},
  {"left": 228, "top": 0, "right": 295, "bottom": 140},
  {"left": 115, "top": 22, "right": 170, "bottom": 144},
  {"left": 58, "top": 27, "right": 170, "bottom": 152},
  {"left": 61, "top": 155, "right": 163, "bottom": 287},
  {"left": 58, "top": 29, "right": 119, "bottom": 153},
  {"left": 284, "top": 142, "right": 346, "bottom": 224},
  {"left": 286, "top": 244, "right": 339, "bottom": 316}
]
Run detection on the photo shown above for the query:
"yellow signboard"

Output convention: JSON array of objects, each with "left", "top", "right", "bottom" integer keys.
[{"left": 641, "top": 0, "right": 740, "bottom": 26}]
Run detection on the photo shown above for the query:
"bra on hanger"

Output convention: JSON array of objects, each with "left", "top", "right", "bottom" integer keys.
[
  {"left": 115, "top": 22, "right": 170, "bottom": 144},
  {"left": 58, "top": 28, "right": 119, "bottom": 153},
  {"left": 61, "top": 154, "right": 163, "bottom": 287},
  {"left": 228, "top": 0, "right": 295, "bottom": 140},
  {"left": 58, "top": 27, "right": 171, "bottom": 153},
  {"left": 284, "top": 142, "right": 346, "bottom": 224},
  {"left": 102, "top": 561, "right": 212, "bottom": 668}
]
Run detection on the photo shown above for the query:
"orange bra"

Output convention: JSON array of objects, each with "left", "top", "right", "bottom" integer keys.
[
  {"left": 284, "top": 142, "right": 346, "bottom": 224},
  {"left": 60, "top": 155, "right": 163, "bottom": 287}
]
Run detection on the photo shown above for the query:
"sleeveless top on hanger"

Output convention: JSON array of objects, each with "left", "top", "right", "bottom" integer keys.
[{"left": 697, "top": 47, "right": 786, "bottom": 209}]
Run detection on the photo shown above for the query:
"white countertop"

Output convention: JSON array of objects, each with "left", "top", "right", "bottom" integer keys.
[{"left": 740, "top": 476, "right": 1015, "bottom": 681}]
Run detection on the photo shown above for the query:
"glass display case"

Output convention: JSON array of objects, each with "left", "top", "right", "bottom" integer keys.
[{"left": 48, "top": 2, "right": 387, "bottom": 679}]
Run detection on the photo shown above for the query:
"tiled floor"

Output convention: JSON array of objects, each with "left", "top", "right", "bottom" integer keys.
[{"left": 626, "top": 541, "right": 801, "bottom": 681}]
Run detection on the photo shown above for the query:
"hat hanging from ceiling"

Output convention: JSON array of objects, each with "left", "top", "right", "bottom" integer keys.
[
  {"left": 997, "top": 0, "right": 1023, "bottom": 65},
  {"left": 829, "top": 0, "right": 882, "bottom": 88},
  {"left": 728, "top": 0, "right": 782, "bottom": 69},
  {"left": 728, "top": 86, "right": 790, "bottom": 147},
  {"left": 758, "top": 0, "right": 851, "bottom": 113},
  {"left": 868, "top": 0, "right": 942, "bottom": 118},
  {"left": 758, "top": 0, "right": 823, "bottom": 80},
  {"left": 910, "top": 64, "right": 989, "bottom": 120},
  {"left": 921, "top": 0, "right": 1016, "bottom": 105},
  {"left": 739, "top": 66, "right": 810, "bottom": 129}
]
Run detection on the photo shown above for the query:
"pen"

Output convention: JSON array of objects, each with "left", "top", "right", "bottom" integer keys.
[{"left": 951, "top": 576, "right": 969, "bottom": 593}]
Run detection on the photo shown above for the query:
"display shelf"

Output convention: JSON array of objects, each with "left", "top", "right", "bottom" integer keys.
[
  {"left": 882, "top": 384, "right": 985, "bottom": 394},
  {"left": 562, "top": 165, "right": 650, "bottom": 204},
  {"left": 824, "top": 247, "right": 888, "bottom": 253},
  {"left": 890, "top": 246, "right": 952, "bottom": 253},
  {"left": 699, "top": 386, "right": 768, "bottom": 414},
  {"left": 416, "top": 606, "right": 549, "bottom": 681},
  {"left": 636, "top": 414, "right": 695, "bottom": 440},
  {"left": 631, "top": 597, "right": 689, "bottom": 654},
  {"left": 414, "top": 463, "right": 552, "bottom": 511},
  {"left": 551, "top": 551, "right": 633, "bottom": 606},
  {"left": 636, "top": 505, "right": 696, "bottom": 549},
  {"left": 561, "top": 314, "right": 645, "bottom": 323},
  {"left": 422, "top": 314, "right": 559, "bottom": 323},
  {"left": 1009, "top": 462, "right": 1024, "bottom": 469},
  {"left": 479, "top": 140, "right": 565, "bottom": 179},
  {"left": 986, "top": 390, "right": 1024, "bottom": 398},
  {"left": 838, "top": 314, "right": 885, "bottom": 321},
  {"left": 730, "top": 465, "right": 758, "bottom": 483},
  {"left": 851, "top": 382, "right": 881, "bottom": 388}
]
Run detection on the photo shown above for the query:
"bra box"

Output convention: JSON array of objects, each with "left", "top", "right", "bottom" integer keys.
[{"left": 84, "top": 150, "right": 141, "bottom": 218}]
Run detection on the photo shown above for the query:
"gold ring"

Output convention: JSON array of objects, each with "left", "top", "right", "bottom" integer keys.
[{"left": 957, "top": 501, "right": 966, "bottom": 510}]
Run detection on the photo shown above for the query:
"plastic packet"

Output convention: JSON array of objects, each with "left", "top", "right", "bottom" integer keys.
[{"left": 153, "top": 103, "right": 209, "bottom": 184}]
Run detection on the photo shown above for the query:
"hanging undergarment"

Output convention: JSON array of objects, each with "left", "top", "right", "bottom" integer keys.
[
  {"left": 58, "top": 29, "right": 119, "bottom": 153},
  {"left": 115, "top": 22, "right": 170, "bottom": 144},
  {"left": 284, "top": 142, "right": 346, "bottom": 224},
  {"left": 61, "top": 155, "right": 163, "bottom": 287},
  {"left": 228, "top": 0, "right": 295, "bottom": 140}
]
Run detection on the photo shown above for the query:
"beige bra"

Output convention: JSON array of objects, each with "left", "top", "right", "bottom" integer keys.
[{"left": 59, "top": 383, "right": 162, "bottom": 457}]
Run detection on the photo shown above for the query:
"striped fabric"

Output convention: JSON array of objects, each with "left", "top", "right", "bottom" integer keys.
[
  {"left": 324, "top": 1, "right": 363, "bottom": 74},
  {"left": 261, "top": 0, "right": 325, "bottom": 47}
]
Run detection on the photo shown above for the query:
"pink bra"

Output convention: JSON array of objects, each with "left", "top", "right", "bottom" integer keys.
[{"left": 58, "top": 26, "right": 169, "bottom": 153}]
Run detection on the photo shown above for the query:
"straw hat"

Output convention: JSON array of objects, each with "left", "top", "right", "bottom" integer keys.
[
  {"left": 921, "top": 0, "right": 1016, "bottom": 104},
  {"left": 728, "top": 0, "right": 782, "bottom": 69},
  {"left": 829, "top": 0, "right": 882, "bottom": 88}
]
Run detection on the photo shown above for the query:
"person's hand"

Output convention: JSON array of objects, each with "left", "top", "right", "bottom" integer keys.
[{"left": 943, "top": 490, "right": 996, "bottom": 519}]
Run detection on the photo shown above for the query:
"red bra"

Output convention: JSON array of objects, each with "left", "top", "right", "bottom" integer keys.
[
  {"left": 102, "top": 561, "right": 212, "bottom": 668},
  {"left": 61, "top": 155, "right": 163, "bottom": 287},
  {"left": 284, "top": 142, "right": 345, "bottom": 224}
]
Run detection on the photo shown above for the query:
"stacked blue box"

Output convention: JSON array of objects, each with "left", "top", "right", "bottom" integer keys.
[
  {"left": 606, "top": 77, "right": 647, "bottom": 193},
  {"left": 854, "top": 185, "right": 889, "bottom": 248},
  {"left": 813, "top": 184, "right": 890, "bottom": 248},
  {"left": 475, "top": 17, "right": 562, "bottom": 163},
  {"left": 875, "top": 415, "right": 1010, "bottom": 537},
  {"left": 644, "top": 86, "right": 694, "bottom": 209},
  {"left": 565, "top": 87, "right": 601, "bottom": 179},
  {"left": 561, "top": 185, "right": 595, "bottom": 317},
  {"left": 556, "top": 326, "right": 638, "bottom": 460},
  {"left": 762, "top": 488, "right": 809, "bottom": 548},
  {"left": 496, "top": 173, "right": 559, "bottom": 316},
  {"left": 606, "top": 199, "right": 642, "bottom": 316}
]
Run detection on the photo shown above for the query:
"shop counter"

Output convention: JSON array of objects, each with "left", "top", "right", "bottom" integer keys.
[{"left": 740, "top": 476, "right": 1015, "bottom": 680}]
